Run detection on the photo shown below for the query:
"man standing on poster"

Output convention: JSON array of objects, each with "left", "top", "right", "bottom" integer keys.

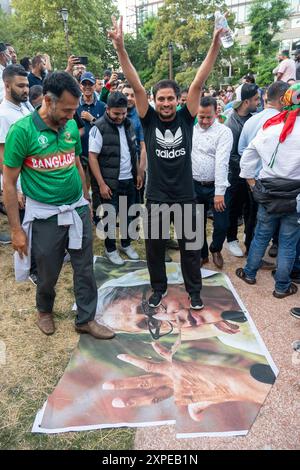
[{"left": 108, "top": 16, "right": 224, "bottom": 311}]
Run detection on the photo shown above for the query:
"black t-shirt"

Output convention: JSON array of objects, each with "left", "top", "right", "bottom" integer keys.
[{"left": 141, "top": 105, "right": 196, "bottom": 203}]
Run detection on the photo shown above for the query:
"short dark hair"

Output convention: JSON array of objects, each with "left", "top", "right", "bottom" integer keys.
[
  {"left": 244, "top": 73, "right": 255, "bottom": 84},
  {"left": 267, "top": 80, "right": 289, "bottom": 102},
  {"left": 43, "top": 71, "right": 81, "bottom": 99},
  {"left": 20, "top": 57, "right": 31, "bottom": 72},
  {"left": 2, "top": 64, "right": 28, "bottom": 81},
  {"left": 29, "top": 84, "right": 43, "bottom": 103},
  {"left": 107, "top": 91, "right": 128, "bottom": 108},
  {"left": 180, "top": 88, "right": 189, "bottom": 95},
  {"left": 281, "top": 50, "right": 289, "bottom": 58},
  {"left": 122, "top": 82, "right": 133, "bottom": 90},
  {"left": 200, "top": 96, "right": 217, "bottom": 111},
  {"left": 153, "top": 80, "right": 181, "bottom": 99},
  {"left": 31, "top": 54, "right": 45, "bottom": 68}
]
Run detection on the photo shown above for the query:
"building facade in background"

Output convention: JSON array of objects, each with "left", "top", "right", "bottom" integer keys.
[
  {"left": 0, "top": 0, "right": 11, "bottom": 14},
  {"left": 124, "top": 0, "right": 300, "bottom": 53},
  {"left": 226, "top": 0, "right": 300, "bottom": 53},
  {"left": 125, "top": 0, "right": 164, "bottom": 34}
]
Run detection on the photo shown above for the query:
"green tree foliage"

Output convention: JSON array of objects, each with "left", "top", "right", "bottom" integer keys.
[
  {"left": 246, "top": 0, "right": 290, "bottom": 86},
  {"left": 7, "top": 0, "right": 117, "bottom": 75},
  {"left": 0, "top": 8, "right": 14, "bottom": 44},
  {"left": 144, "top": 0, "right": 239, "bottom": 88}
]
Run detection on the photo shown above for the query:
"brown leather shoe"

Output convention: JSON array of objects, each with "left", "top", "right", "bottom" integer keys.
[
  {"left": 37, "top": 313, "right": 55, "bottom": 336},
  {"left": 75, "top": 320, "right": 115, "bottom": 340},
  {"left": 200, "top": 257, "right": 209, "bottom": 268},
  {"left": 212, "top": 252, "right": 224, "bottom": 269},
  {"left": 259, "top": 259, "right": 276, "bottom": 270}
]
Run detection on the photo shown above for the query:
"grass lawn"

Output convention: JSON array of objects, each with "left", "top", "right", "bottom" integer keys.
[{"left": 0, "top": 213, "right": 138, "bottom": 450}]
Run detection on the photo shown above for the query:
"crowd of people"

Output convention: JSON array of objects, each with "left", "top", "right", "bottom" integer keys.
[{"left": 0, "top": 17, "right": 299, "bottom": 340}]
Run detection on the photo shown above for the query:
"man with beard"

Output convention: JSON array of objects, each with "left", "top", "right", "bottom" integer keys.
[
  {"left": 5, "top": 44, "right": 17, "bottom": 65},
  {"left": 28, "top": 55, "right": 47, "bottom": 88},
  {"left": 0, "top": 65, "right": 30, "bottom": 246},
  {"left": 3, "top": 71, "right": 114, "bottom": 340},
  {"left": 108, "top": 17, "right": 224, "bottom": 309}
]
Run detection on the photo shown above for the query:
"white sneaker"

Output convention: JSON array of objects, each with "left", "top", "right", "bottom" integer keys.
[
  {"left": 105, "top": 250, "right": 125, "bottom": 265},
  {"left": 120, "top": 245, "right": 140, "bottom": 260},
  {"left": 226, "top": 240, "right": 244, "bottom": 257}
]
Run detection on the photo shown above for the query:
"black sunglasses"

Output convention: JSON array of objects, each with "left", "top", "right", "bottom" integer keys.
[{"left": 138, "top": 287, "right": 173, "bottom": 340}]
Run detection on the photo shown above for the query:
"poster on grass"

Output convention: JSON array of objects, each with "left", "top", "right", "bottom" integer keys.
[{"left": 33, "top": 258, "right": 277, "bottom": 437}]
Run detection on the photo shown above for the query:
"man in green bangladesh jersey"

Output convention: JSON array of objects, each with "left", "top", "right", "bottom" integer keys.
[{"left": 3, "top": 71, "right": 114, "bottom": 340}]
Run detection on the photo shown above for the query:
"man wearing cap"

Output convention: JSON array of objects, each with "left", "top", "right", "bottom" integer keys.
[
  {"left": 76, "top": 72, "right": 106, "bottom": 175},
  {"left": 295, "top": 49, "right": 300, "bottom": 81},
  {"left": 225, "top": 83, "right": 260, "bottom": 258},
  {"left": 89, "top": 92, "right": 143, "bottom": 265},
  {"left": 0, "top": 42, "right": 11, "bottom": 103}
]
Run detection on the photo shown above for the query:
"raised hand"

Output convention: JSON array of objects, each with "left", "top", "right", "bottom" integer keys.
[{"left": 108, "top": 16, "right": 124, "bottom": 51}]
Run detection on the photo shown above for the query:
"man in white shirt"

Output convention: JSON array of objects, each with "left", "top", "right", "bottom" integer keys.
[
  {"left": 0, "top": 65, "right": 31, "bottom": 193},
  {"left": 238, "top": 81, "right": 289, "bottom": 259},
  {"left": 275, "top": 50, "right": 296, "bottom": 82},
  {"left": 0, "top": 65, "right": 31, "bottom": 249},
  {"left": 0, "top": 42, "right": 11, "bottom": 103},
  {"left": 192, "top": 96, "right": 233, "bottom": 269},
  {"left": 236, "top": 99, "right": 300, "bottom": 298},
  {"left": 89, "top": 92, "right": 143, "bottom": 265}
]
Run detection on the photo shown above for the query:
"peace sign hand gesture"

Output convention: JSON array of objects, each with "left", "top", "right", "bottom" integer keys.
[{"left": 108, "top": 15, "right": 124, "bottom": 51}]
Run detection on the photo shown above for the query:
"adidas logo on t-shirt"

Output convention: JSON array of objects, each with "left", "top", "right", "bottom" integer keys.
[{"left": 155, "top": 128, "right": 186, "bottom": 159}]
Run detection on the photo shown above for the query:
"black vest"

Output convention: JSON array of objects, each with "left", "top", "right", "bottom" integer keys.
[{"left": 94, "top": 113, "right": 137, "bottom": 190}]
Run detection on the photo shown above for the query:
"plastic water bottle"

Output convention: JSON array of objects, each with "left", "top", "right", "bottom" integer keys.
[{"left": 215, "top": 11, "right": 234, "bottom": 48}]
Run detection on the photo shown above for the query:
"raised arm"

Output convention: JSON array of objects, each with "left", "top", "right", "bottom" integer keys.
[
  {"left": 108, "top": 16, "right": 148, "bottom": 118},
  {"left": 187, "top": 29, "right": 224, "bottom": 117}
]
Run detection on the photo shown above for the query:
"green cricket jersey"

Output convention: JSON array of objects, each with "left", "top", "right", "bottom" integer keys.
[{"left": 4, "top": 109, "right": 83, "bottom": 206}]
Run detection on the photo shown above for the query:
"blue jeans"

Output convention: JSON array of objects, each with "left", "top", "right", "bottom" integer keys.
[
  {"left": 194, "top": 181, "right": 229, "bottom": 259},
  {"left": 244, "top": 205, "right": 300, "bottom": 293},
  {"left": 292, "top": 238, "right": 300, "bottom": 274}
]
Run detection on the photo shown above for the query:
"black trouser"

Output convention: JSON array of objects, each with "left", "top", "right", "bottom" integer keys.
[
  {"left": 227, "top": 176, "right": 251, "bottom": 244},
  {"left": 145, "top": 201, "right": 202, "bottom": 295},
  {"left": 32, "top": 207, "right": 97, "bottom": 326},
  {"left": 194, "top": 181, "right": 229, "bottom": 259},
  {"left": 103, "top": 179, "right": 136, "bottom": 253},
  {"left": 244, "top": 186, "right": 259, "bottom": 253},
  {"left": 90, "top": 172, "right": 102, "bottom": 218}
]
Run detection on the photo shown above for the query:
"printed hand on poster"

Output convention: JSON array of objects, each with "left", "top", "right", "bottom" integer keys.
[{"left": 103, "top": 342, "right": 275, "bottom": 422}]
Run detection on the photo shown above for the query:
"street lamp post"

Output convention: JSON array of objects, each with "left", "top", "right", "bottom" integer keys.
[
  {"left": 60, "top": 7, "right": 70, "bottom": 58},
  {"left": 168, "top": 42, "right": 174, "bottom": 81}
]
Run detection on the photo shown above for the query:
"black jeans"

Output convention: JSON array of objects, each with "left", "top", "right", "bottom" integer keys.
[
  {"left": 32, "top": 207, "right": 97, "bottom": 325},
  {"left": 145, "top": 200, "right": 202, "bottom": 295},
  {"left": 227, "top": 175, "right": 251, "bottom": 244},
  {"left": 194, "top": 181, "right": 229, "bottom": 259},
  {"left": 103, "top": 179, "right": 136, "bottom": 253}
]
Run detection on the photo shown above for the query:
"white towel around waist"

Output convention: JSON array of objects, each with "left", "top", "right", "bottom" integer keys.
[{"left": 14, "top": 195, "right": 89, "bottom": 282}]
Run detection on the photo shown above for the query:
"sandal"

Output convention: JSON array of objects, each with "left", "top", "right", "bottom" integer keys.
[
  {"left": 273, "top": 283, "right": 298, "bottom": 299},
  {"left": 235, "top": 268, "right": 256, "bottom": 285}
]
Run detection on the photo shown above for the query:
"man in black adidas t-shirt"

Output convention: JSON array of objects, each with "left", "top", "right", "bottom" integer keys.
[{"left": 108, "top": 17, "right": 224, "bottom": 309}]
